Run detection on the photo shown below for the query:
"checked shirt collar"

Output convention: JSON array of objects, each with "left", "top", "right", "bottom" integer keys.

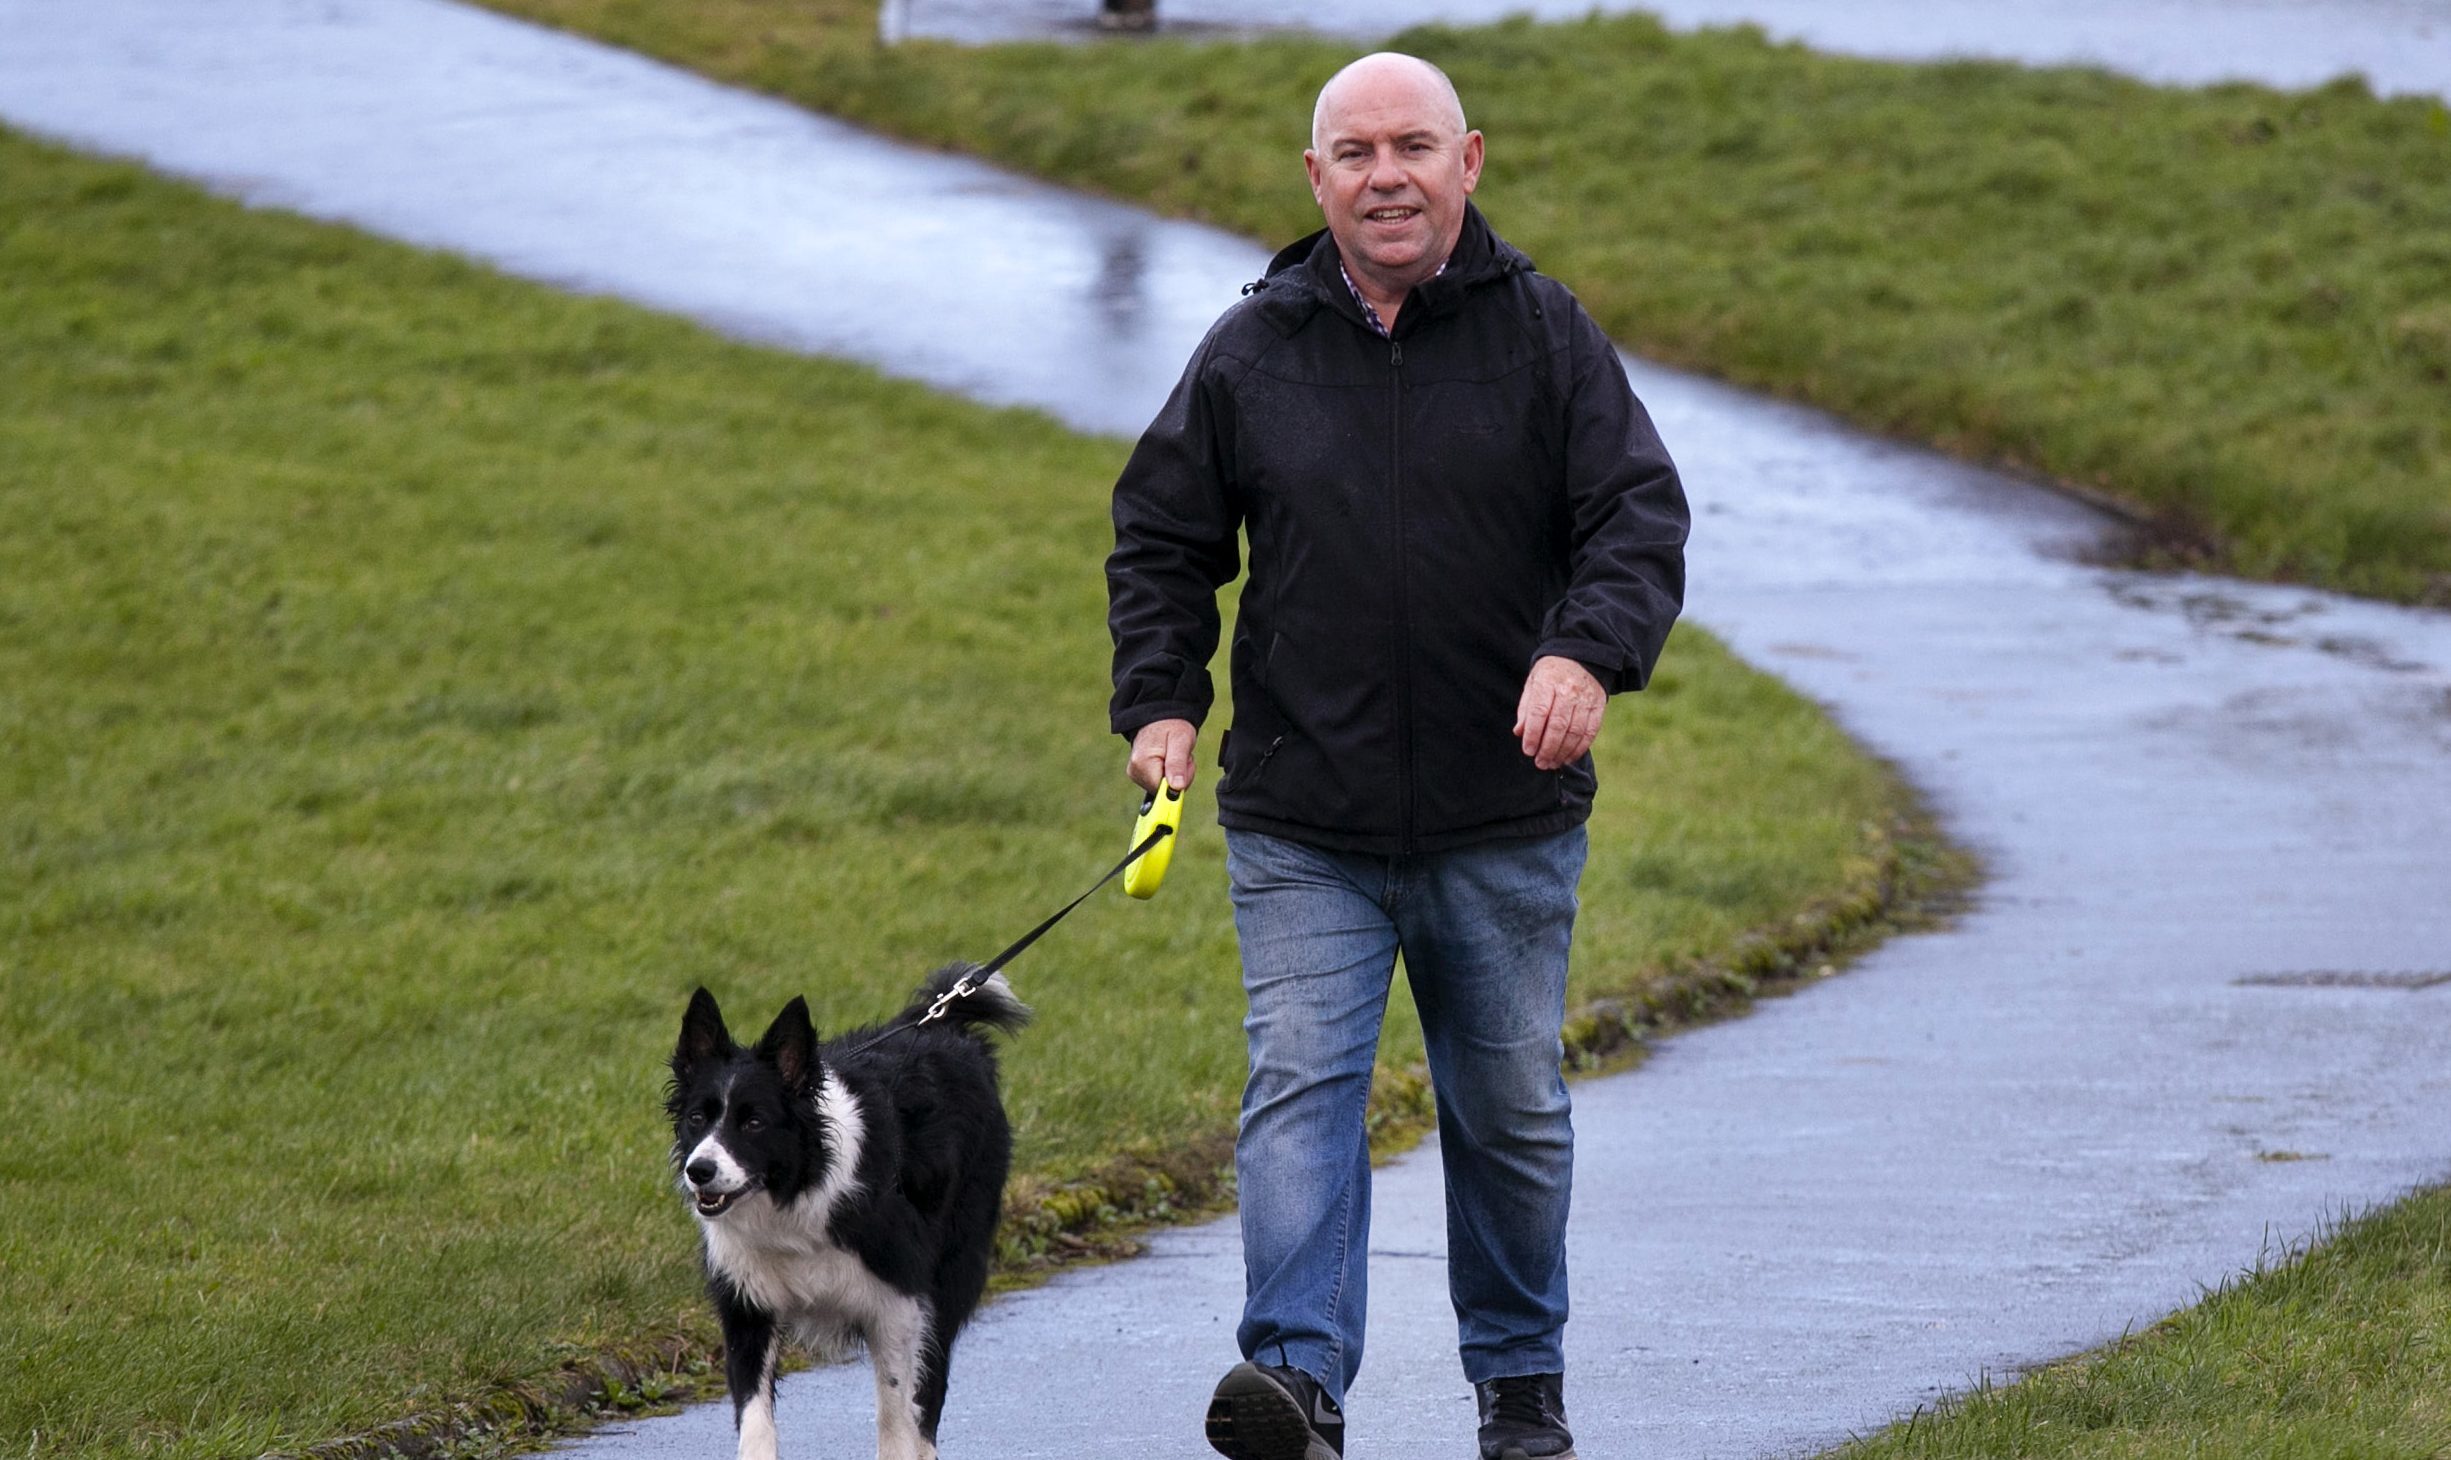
[{"left": 1338, "top": 256, "right": 1448, "bottom": 338}]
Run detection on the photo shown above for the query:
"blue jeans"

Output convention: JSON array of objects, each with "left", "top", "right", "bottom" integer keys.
[{"left": 1224, "top": 825, "right": 1586, "bottom": 1407}]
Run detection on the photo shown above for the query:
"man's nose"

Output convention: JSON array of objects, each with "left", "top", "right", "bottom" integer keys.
[{"left": 1368, "top": 148, "right": 1407, "bottom": 189}]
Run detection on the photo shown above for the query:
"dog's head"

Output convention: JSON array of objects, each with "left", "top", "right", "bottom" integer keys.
[{"left": 665, "top": 987, "right": 826, "bottom": 1221}]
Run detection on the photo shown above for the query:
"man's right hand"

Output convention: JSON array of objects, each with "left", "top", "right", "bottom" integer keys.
[{"left": 1128, "top": 718, "right": 1198, "bottom": 794}]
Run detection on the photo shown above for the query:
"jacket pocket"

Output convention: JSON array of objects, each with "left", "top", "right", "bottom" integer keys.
[{"left": 1225, "top": 732, "right": 1288, "bottom": 794}]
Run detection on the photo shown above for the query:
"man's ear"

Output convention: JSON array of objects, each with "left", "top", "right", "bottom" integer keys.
[
  {"left": 756, "top": 997, "right": 820, "bottom": 1096},
  {"left": 673, "top": 987, "right": 732, "bottom": 1075}
]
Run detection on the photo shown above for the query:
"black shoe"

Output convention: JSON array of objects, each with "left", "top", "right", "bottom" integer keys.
[
  {"left": 1206, "top": 1361, "right": 1345, "bottom": 1460},
  {"left": 1475, "top": 1372, "right": 1577, "bottom": 1460}
]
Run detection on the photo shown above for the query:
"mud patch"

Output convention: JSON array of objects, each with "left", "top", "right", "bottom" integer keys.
[
  {"left": 2314, "top": 634, "right": 2431, "bottom": 674},
  {"left": 2232, "top": 970, "right": 2451, "bottom": 990},
  {"left": 2107, "top": 580, "right": 2327, "bottom": 633}
]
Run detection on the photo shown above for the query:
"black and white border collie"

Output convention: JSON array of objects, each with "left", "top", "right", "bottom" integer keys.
[{"left": 667, "top": 965, "right": 1029, "bottom": 1460}]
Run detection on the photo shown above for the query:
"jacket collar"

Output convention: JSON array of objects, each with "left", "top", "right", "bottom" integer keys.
[{"left": 1248, "top": 203, "right": 1534, "bottom": 337}]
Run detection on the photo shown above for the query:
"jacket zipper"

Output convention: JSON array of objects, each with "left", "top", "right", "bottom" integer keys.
[
  {"left": 1249, "top": 734, "right": 1286, "bottom": 786},
  {"left": 1388, "top": 336, "right": 1415, "bottom": 852}
]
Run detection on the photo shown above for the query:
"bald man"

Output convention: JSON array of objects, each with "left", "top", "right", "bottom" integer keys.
[{"left": 1106, "top": 53, "right": 1688, "bottom": 1460}]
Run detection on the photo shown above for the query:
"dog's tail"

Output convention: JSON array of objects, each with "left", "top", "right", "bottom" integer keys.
[{"left": 899, "top": 961, "right": 1033, "bottom": 1039}]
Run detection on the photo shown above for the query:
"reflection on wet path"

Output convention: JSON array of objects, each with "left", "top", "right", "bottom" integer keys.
[
  {"left": 0, "top": 0, "right": 1250, "bottom": 439},
  {"left": 4, "top": 3, "right": 2448, "bottom": 1457},
  {"left": 895, "top": 0, "right": 2451, "bottom": 101}
]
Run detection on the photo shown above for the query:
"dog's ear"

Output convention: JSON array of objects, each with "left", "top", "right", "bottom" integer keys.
[
  {"left": 674, "top": 987, "right": 733, "bottom": 1074},
  {"left": 756, "top": 996, "right": 820, "bottom": 1096}
]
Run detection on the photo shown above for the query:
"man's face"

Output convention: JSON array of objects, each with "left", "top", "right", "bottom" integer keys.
[{"left": 1304, "top": 65, "right": 1484, "bottom": 293}]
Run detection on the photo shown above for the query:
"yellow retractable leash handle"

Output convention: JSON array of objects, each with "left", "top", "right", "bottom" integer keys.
[{"left": 1123, "top": 784, "right": 1184, "bottom": 899}]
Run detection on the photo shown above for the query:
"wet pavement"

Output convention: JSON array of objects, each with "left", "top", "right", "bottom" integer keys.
[
  {"left": 6, "top": 2, "right": 2450, "bottom": 1457},
  {"left": 888, "top": 0, "right": 2451, "bottom": 100},
  {"left": 0, "top": 0, "right": 1251, "bottom": 440}
]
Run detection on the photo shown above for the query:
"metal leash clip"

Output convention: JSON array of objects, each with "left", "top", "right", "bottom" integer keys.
[{"left": 917, "top": 974, "right": 977, "bottom": 1027}]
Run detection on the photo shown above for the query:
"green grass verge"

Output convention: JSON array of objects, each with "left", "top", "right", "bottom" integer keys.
[
  {"left": 0, "top": 127, "right": 1930, "bottom": 1458},
  {"left": 476, "top": 0, "right": 2451, "bottom": 604},
  {"left": 1832, "top": 1185, "right": 2451, "bottom": 1460}
]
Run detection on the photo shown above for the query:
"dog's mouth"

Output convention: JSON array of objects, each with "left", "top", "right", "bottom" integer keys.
[{"left": 692, "top": 1186, "right": 751, "bottom": 1218}]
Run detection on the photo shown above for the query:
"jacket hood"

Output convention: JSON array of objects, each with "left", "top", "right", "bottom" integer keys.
[{"left": 1247, "top": 202, "right": 1534, "bottom": 335}]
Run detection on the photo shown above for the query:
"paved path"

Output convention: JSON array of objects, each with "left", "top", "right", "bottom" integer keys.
[
  {"left": 6, "top": 4, "right": 2450, "bottom": 1457},
  {"left": 888, "top": 0, "right": 2451, "bottom": 101}
]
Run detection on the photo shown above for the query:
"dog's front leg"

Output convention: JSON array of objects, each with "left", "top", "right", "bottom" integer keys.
[
  {"left": 866, "top": 1295, "right": 936, "bottom": 1460},
  {"left": 717, "top": 1292, "right": 782, "bottom": 1460}
]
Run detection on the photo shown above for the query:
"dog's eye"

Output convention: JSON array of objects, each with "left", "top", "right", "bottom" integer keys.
[{"left": 741, "top": 1113, "right": 765, "bottom": 1131}]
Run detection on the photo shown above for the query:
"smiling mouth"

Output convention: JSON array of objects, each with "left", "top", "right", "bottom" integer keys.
[
  {"left": 692, "top": 1187, "right": 748, "bottom": 1218},
  {"left": 1364, "top": 207, "right": 1418, "bottom": 224}
]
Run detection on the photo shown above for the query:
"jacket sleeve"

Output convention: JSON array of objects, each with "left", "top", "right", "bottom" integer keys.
[
  {"left": 1106, "top": 335, "right": 1244, "bottom": 738},
  {"left": 1533, "top": 305, "right": 1690, "bottom": 694}
]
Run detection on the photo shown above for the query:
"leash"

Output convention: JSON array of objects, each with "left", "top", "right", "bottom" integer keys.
[{"left": 837, "top": 821, "right": 1175, "bottom": 1058}]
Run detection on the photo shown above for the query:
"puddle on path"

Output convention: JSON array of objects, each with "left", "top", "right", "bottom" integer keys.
[
  {"left": 5, "top": 4, "right": 2449, "bottom": 1458},
  {"left": 890, "top": 0, "right": 2451, "bottom": 101}
]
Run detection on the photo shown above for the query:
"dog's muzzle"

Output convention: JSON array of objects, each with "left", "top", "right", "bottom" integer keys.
[{"left": 683, "top": 1157, "right": 753, "bottom": 1218}]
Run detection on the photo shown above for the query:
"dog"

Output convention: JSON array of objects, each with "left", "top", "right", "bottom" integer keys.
[{"left": 667, "top": 965, "right": 1029, "bottom": 1460}]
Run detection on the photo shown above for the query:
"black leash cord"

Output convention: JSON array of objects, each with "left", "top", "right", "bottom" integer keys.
[
  {"left": 838, "top": 823, "right": 1175, "bottom": 1058},
  {"left": 976, "top": 822, "right": 1172, "bottom": 979}
]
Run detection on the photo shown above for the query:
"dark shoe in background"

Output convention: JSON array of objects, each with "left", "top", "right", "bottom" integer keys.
[
  {"left": 1206, "top": 1361, "right": 1345, "bottom": 1460},
  {"left": 1097, "top": 0, "right": 1157, "bottom": 31},
  {"left": 1475, "top": 1372, "right": 1578, "bottom": 1460}
]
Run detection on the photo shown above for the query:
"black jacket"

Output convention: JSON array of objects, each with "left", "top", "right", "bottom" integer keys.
[{"left": 1106, "top": 205, "right": 1688, "bottom": 854}]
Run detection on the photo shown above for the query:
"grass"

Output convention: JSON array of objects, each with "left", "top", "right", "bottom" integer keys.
[
  {"left": 1831, "top": 1186, "right": 2451, "bottom": 1460},
  {"left": 475, "top": 0, "right": 2451, "bottom": 604},
  {"left": 0, "top": 127, "right": 1927, "bottom": 1458}
]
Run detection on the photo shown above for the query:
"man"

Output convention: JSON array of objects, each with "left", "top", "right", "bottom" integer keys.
[{"left": 1106, "top": 52, "right": 1687, "bottom": 1460}]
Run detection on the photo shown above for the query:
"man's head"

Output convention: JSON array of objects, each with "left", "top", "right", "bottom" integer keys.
[{"left": 1305, "top": 52, "right": 1484, "bottom": 300}]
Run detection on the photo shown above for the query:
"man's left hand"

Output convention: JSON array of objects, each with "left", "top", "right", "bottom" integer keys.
[{"left": 1514, "top": 656, "right": 1606, "bottom": 771}]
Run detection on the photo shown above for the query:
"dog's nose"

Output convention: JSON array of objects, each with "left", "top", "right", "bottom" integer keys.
[{"left": 685, "top": 1158, "right": 717, "bottom": 1186}]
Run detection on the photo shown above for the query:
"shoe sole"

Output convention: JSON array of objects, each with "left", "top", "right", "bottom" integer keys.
[
  {"left": 1488, "top": 1449, "right": 1579, "bottom": 1460},
  {"left": 1205, "top": 1363, "right": 1340, "bottom": 1460}
]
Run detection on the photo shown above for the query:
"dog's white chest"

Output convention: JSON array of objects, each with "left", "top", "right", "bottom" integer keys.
[
  {"left": 704, "top": 1201, "right": 939, "bottom": 1460},
  {"left": 704, "top": 1202, "right": 920, "bottom": 1349}
]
